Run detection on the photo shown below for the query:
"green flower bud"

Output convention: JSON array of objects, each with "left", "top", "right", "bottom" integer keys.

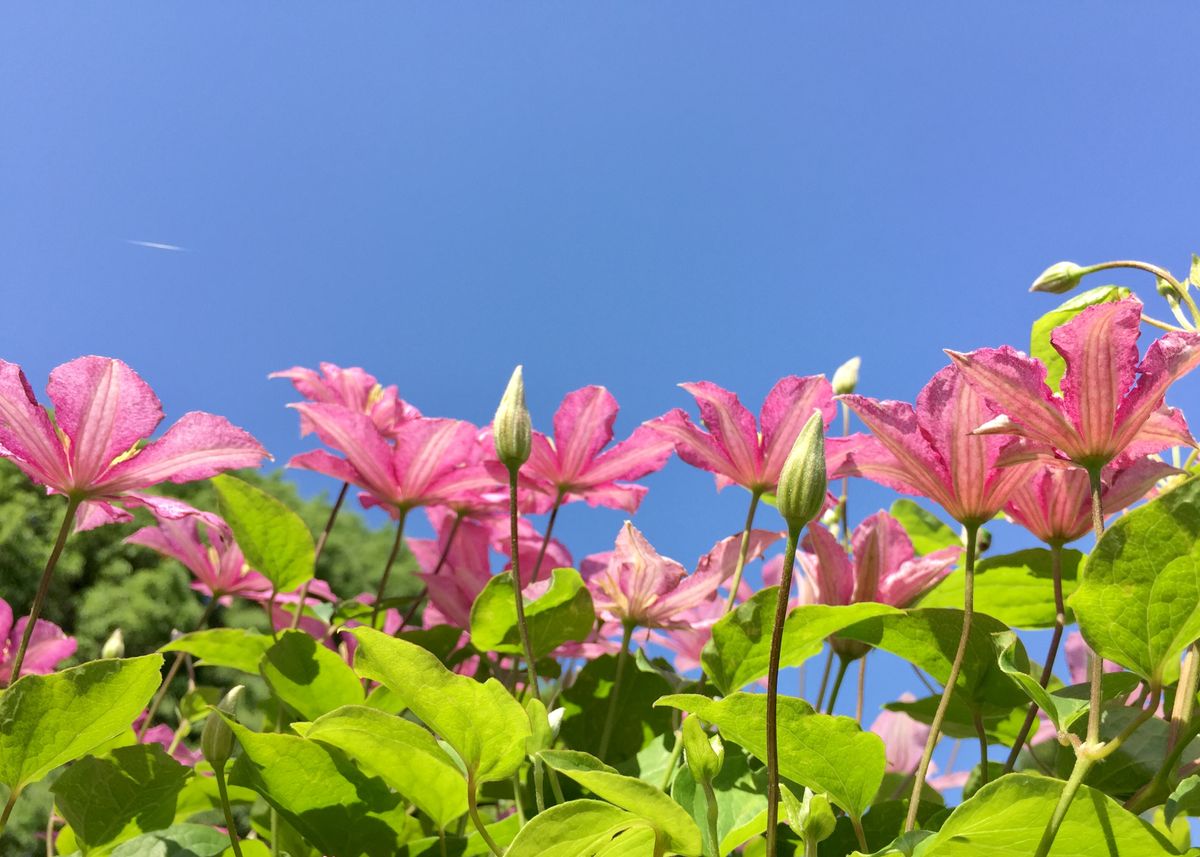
[
  {"left": 201, "top": 685, "right": 244, "bottom": 770},
  {"left": 682, "top": 715, "right": 723, "bottom": 784},
  {"left": 831, "top": 357, "right": 861, "bottom": 395},
  {"left": 493, "top": 365, "right": 532, "bottom": 470},
  {"left": 100, "top": 628, "right": 124, "bottom": 659},
  {"left": 1029, "top": 261, "right": 1086, "bottom": 294},
  {"left": 781, "top": 785, "right": 836, "bottom": 844},
  {"left": 776, "top": 412, "right": 827, "bottom": 530},
  {"left": 525, "top": 698, "right": 553, "bottom": 755}
]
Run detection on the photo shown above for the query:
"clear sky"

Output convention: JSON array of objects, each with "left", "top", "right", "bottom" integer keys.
[{"left": 4, "top": 4, "right": 1200, "bottom": 777}]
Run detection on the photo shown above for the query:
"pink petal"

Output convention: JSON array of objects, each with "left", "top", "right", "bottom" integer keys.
[
  {"left": 679, "top": 382, "right": 763, "bottom": 487},
  {"left": 287, "top": 449, "right": 363, "bottom": 485},
  {"left": 582, "top": 425, "right": 674, "bottom": 486},
  {"left": 869, "top": 693, "right": 929, "bottom": 775},
  {"left": 798, "top": 523, "right": 854, "bottom": 605},
  {"left": 645, "top": 408, "right": 742, "bottom": 488},
  {"left": 394, "top": 419, "right": 479, "bottom": 500},
  {"left": 13, "top": 617, "right": 77, "bottom": 675},
  {"left": 73, "top": 500, "right": 132, "bottom": 532},
  {"left": 0, "top": 360, "right": 71, "bottom": 490},
  {"left": 850, "top": 512, "right": 914, "bottom": 603},
  {"left": 1114, "top": 330, "right": 1200, "bottom": 454},
  {"left": 570, "top": 483, "right": 648, "bottom": 513},
  {"left": 759, "top": 375, "right": 836, "bottom": 484},
  {"left": 551, "top": 386, "right": 618, "bottom": 483},
  {"left": 878, "top": 547, "right": 960, "bottom": 608},
  {"left": 0, "top": 600, "right": 12, "bottom": 642},
  {"left": 290, "top": 403, "right": 396, "bottom": 499}
]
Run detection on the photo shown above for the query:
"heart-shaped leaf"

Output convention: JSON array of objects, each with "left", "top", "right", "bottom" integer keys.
[
  {"left": 469, "top": 567, "right": 595, "bottom": 658},
  {"left": 213, "top": 473, "right": 314, "bottom": 593}
]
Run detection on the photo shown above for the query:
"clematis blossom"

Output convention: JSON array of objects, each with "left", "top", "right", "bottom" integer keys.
[
  {"left": 0, "top": 357, "right": 269, "bottom": 531},
  {"left": 647, "top": 376, "right": 837, "bottom": 493},
  {"left": 408, "top": 509, "right": 495, "bottom": 629},
  {"left": 947, "top": 298, "right": 1200, "bottom": 472},
  {"left": 868, "top": 696, "right": 969, "bottom": 791},
  {"left": 836, "top": 365, "right": 1037, "bottom": 526},
  {"left": 0, "top": 598, "right": 75, "bottom": 686},
  {"left": 271, "top": 361, "right": 420, "bottom": 439},
  {"left": 495, "top": 516, "right": 575, "bottom": 586}
]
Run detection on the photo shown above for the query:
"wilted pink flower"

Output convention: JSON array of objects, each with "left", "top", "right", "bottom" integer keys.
[
  {"left": 947, "top": 299, "right": 1200, "bottom": 471},
  {"left": 1006, "top": 454, "right": 1174, "bottom": 545},
  {"left": 647, "top": 376, "right": 836, "bottom": 493},
  {"left": 409, "top": 509, "right": 495, "bottom": 629},
  {"left": 836, "top": 366, "right": 1037, "bottom": 526},
  {"left": 0, "top": 357, "right": 269, "bottom": 531},
  {"left": 271, "top": 361, "right": 420, "bottom": 439},
  {"left": 0, "top": 598, "right": 75, "bottom": 686},
  {"left": 503, "top": 386, "right": 673, "bottom": 514},
  {"left": 796, "top": 513, "right": 961, "bottom": 609}
]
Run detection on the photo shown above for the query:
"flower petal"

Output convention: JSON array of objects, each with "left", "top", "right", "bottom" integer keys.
[
  {"left": 583, "top": 425, "right": 674, "bottom": 486},
  {"left": 759, "top": 375, "right": 836, "bottom": 484},
  {"left": 645, "top": 408, "right": 739, "bottom": 486},
  {"left": 679, "top": 382, "right": 763, "bottom": 487},
  {"left": 798, "top": 523, "right": 854, "bottom": 606},
  {"left": 1113, "top": 330, "right": 1200, "bottom": 453},
  {"left": 290, "top": 403, "right": 395, "bottom": 499},
  {"left": 551, "top": 386, "right": 618, "bottom": 483},
  {"left": 0, "top": 360, "right": 71, "bottom": 490}
]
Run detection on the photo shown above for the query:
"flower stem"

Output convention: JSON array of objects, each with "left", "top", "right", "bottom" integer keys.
[
  {"left": 814, "top": 648, "right": 834, "bottom": 710},
  {"left": 659, "top": 728, "right": 685, "bottom": 791},
  {"left": 722, "top": 490, "right": 763, "bottom": 614},
  {"left": 0, "top": 789, "right": 18, "bottom": 835},
  {"left": 467, "top": 773, "right": 503, "bottom": 857},
  {"left": 765, "top": 526, "right": 801, "bottom": 857},
  {"left": 599, "top": 622, "right": 635, "bottom": 761},
  {"left": 530, "top": 490, "right": 564, "bottom": 585},
  {"left": 1032, "top": 755, "right": 1094, "bottom": 857},
  {"left": 371, "top": 510, "right": 409, "bottom": 628},
  {"left": 395, "top": 512, "right": 463, "bottom": 634},
  {"left": 507, "top": 468, "right": 542, "bottom": 703},
  {"left": 839, "top": 401, "right": 851, "bottom": 547},
  {"left": 973, "top": 709, "right": 989, "bottom": 785},
  {"left": 290, "top": 481, "right": 348, "bottom": 631},
  {"left": 533, "top": 756, "right": 547, "bottom": 814},
  {"left": 825, "top": 657, "right": 850, "bottom": 715},
  {"left": 8, "top": 497, "right": 80, "bottom": 686},
  {"left": 137, "top": 598, "right": 217, "bottom": 740},
  {"left": 904, "top": 522, "right": 979, "bottom": 833},
  {"left": 1170, "top": 645, "right": 1199, "bottom": 748},
  {"left": 214, "top": 763, "right": 244, "bottom": 857},
  {"left": 701, "top": 779, "right": 720, "bottom": 857},
  {"left": 856, "top": 655, "right": 868, "bottom": 723},
  {"left": 1004, "top": 540, "right": 1066, "bottom": 773}
]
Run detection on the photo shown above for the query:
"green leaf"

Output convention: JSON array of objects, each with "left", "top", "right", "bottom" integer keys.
[
  {"left": 1030, "top": 286, "right": 1132, "bottom": 393},
  {"left": 920, "top": 549, "right": 1083, "bottom": 630},
  {"left": 225, "top": 719, "right": 411, "bottom": 857},
  {"left": 1071, "top": 476, "right": 1200, "bottom": 684},
  {"left": 51, "top": 744, "right": 191, "bottom": 854},
  {"left": 915, "top": 773, "right": 1177, "bottom": 855},
  {"left": 672, "top": 744, "right": 768, "bottom": 856},
  {"left": 656, "top": 693, "right": 885, "bottom": 822},
  {"left": 468, "top": 567, "right": 595, "bottom": 658},
  {"left": 890, "top": 500, "right": 960, "bottom": 556},
  {"left": 539, "top": 750, "right": 702, "bottom": 855},
  {"left": 1166, "top": 775, "right": 1200, "bottom": 825},
  {"left": 349, "top": 627, "right": 530, "bottom": 783},
  {"left": 504, "top": 800, "right": 652, "bottom": 857},
  {"left": 703, "top": 592, "right": 902, "bottom": 694},
  {"left": 161, "top": 629, "right": 275, "bottom": 675},
  {"left": 212, "top": 473, "right": 314, "bottom": 593},
  {"left": 1063, "top": 704, "right": 1200, "bottom": 799},
  {"left": 295, "top": 704, "right": 467, "bottom": 829},
  {"left": 260, "top": 630, "right": 363, "bottom": 721},
  {"left": 560, "top": 652, "right": 674, "bottom": 763},
  {"left": 0, "top": 654, "right": 163, "bottom": 793},
  {"left": 994, "top": 630, "right": 1061, "bottom": 729},
  {"left": 108, "top": 824, "right": 230, "bottom": 857}
]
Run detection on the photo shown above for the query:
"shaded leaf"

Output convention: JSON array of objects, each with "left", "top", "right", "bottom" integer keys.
[
  {"left": 161, "top": 629, "right": 274, "bottom": 675},
  {"left": 260, "top": 630, "right": 362, "bottom": 722},
  {"left": 505, "top": 800, "right": 651, "bottom": 857}
]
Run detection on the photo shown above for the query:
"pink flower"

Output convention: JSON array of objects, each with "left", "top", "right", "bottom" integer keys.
[
  {"left": 648, "top": 598, "right": 727, "bottom": 674},
  {"left": 409, "top": 509, "right": 495, "bottom": 629},
  {"left": 0, "top": 357, "right": 269, "bottom": 531},
  {"left": 0, "top": 598, "right": 75, "bottom": 686},
  {"left": 134, "top": 713, "right": 203, "bottom": 766},
  {"left": 796, "top": 513, "right": 961, "bottom": 609},
  {"left": 271, "top": 362, "right": 420, "bottom": 438},
  {"left": 584, "top": 523, "right": 781, "bottom": 630},
  {"left": 1005, "top": 454, "right": 1175, "bottom": 545},
  {"left": 869, "top": 694, "right": 930, "bottom": 775},
  {"left": 494, "top": 516, "right": 575, "bottom": 586},
  {"left": 1064, "top": 631, "right": 1122, "bottom": 685},
  {"left": 947, "top": 299, "right": 1200, "bottom": 471},
  {"left": 836, "top": 365, "right": 1037, "bottom": 526},
  {"left": 504, "top": 386, "right": 673, "bottom": 514},
  {"left": 287, "top": 405, "right": 494, "bottom": 517},
  {"left": 647, "top": 376, "right": 836, "bottom": 493}
]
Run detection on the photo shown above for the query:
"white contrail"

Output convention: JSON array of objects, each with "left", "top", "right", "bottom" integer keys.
[{"left": 126, "top": 240, "right": 187, "bottom": 252}]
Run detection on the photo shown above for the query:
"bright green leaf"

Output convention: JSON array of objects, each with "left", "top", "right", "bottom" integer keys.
[
  {"left": 213, "top": 473, "right": 314, "bottom": 593},
  {"left": 504, "top": 800, "right": 650, "bottom": 857},
  {"left": 161, "top": 629, "right": 274, "bottom": 675},
  {"left": 1030, "top": 286, "right": 1132, "bottom": 393},
  {"left": 672, "top": 744, "right": 768, "bottom": 856},
  {"left": 469, "top": 567, "right": 594, "bottom": 658},
  {"left": 920, "top": 549, "right": 1083, "bottom": 629},
  {"left": 108, "top": 824, "right": 229, "bottom": 857},
  {"left": 1166, "top": 775, "right": 1200, "bottom": 825},
  {"left": 260, "top": 630, "right": 363, "bottom": 721},
  {"left": 890, "top": 500, "right": 960, "bottom": 556}
]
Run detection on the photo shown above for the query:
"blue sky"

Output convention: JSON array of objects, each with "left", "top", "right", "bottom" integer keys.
[{"left": 4, "top": 4, "right": 1200, "bottom": 775}]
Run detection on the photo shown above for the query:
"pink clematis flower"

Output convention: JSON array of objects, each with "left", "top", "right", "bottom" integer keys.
[
  {"left": 0, "top": 357, "right": 269, "bottom": 531},
  {"left": 1005, "top": 454, "right": 1175, "bottom": 546},
  {"left": 0, "top": 598, "right": 75, "bottom": 686},
  {"left": 287, "top": 404, "right": 494, "bottom": 517},
  {"left": 947, "top": 299, "right": 1200, "bottom": 472},
  {"left": 134, "top": 712, "right": 203, "bottom": 766},
  {"left": 868, "top": 696, "right": 968, "bottom": 791},
  {"left": 647, "top": 376, "right": 837, "bottom": 493},
  {"left": 836, "top": 365, "right": 1038, "bottom": 527},
  {"left": 494, "top": 516, "right": 575, "bottom": 586},
  {"left": 271, "top": 361, "right": 420, "bottom": 439},
  {"left": 1064, "top": 632, "right": 1122, "bottom": 685},
  {"left": 503, "top": 386, "right": 673, "bottom": 514},
  {"left": 409, "top": 509, "right": 496, "bottom": 629}
]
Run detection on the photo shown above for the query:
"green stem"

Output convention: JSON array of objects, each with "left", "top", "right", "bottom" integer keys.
[
  {"left": 1169, "top": 645, "right": 1199, "bottom": 748},
  {"left": 599, "top": 623, "right": 635, "bottom": 761},
  {"left": 0, "top": 788, "right": 18, "bottom": 835},
  {"left": 290, "top": 480, "right": 348, "bottom": 631},
  {"left": 722, "top": 490, "right": 763, "bottom": 614},
  {"left": 8, "top": 497, "right": 80, "bottom": 686},
  {"left": 507, "top": 468, "right": 542, "bottom": 703},
  {"left": 548, "top": 767, "right": 566, "bottom": 805},
  {"left": 467, "top": 774, "right": 503, "bottom": 857},
  {"left": 904, "top": 523, "right": 979, "bottom": 833},
  {"left": 511, "top": 772, "right": 526, "bottom": 826},
  {"left": 395, "top": 512, "right": 463, "bottom": 634},
  {"left": 659, "top": 729, "right": 685, "bottom": 791},
  {"left": 371, "top": 511, "right": 409, "bottom": 628},
  {"left": 1032, "top": 756, "right": 1094, "bottom": 857},
  {"left": 530, "top": 490, "right": 564, "bottom": 585},
  {"left": 839, "top": 402, "right": 851, "bottom": 547},
  {"left": 814, "top": 648, "right": 834, "bottom": 711},
  {"left": 824, "top": 656, "right": 850, "bottom": 715},
  {"left": 1126, "top": 717, "right": 1200, "bottom": 813},
  {"left": 973, "top": 709, "right": 989, "bottom": 786},
  {"left": 855, "top": 655, "right": 867, "bottom": 723},
  {"left": 765, "top": 526, "right": 801, "bottom": 857},
  {"left": 701, "top": 779, "right": 720, "bottom": 857},
  {"left": 851, "top": 815, "right": 868, "bottom": 852},
  {"left": 214, "top": 764, "right": 244, "bottom": 857},
  {"left": 137, "top": 598, "right": 217, "bottom": 740},
  {"left": 534, "top": 756, "right": 547, "bottom": 814}
]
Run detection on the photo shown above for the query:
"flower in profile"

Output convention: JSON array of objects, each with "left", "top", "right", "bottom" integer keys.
[
  {"left": 0, "top": 357, "right": 269, "bottom": 530},
  {"left": 647, "top": 376, "right": 836, "bottom": 493},
  {"left": 135, "top": 711, "right": 203, "bottom": 766},
  {"left": 0, "top": 597, "right": 75, "bottom": 686},
  {"left": 836, "top": 365, "right": 1037, "bottom": 526},
  {"left": 505, "top": 386, "right": 674, "bottom": 513},
  {"left": 867, "top": 695, "right": 967, "bottom": 791},
  {"left": 946, "top": 298, "right": 1200, "bottom": 471},
  {"left": 271, "top": 361, "right": 420, "bottom": 438},
  {"left": 408, "top": 508, "right": 495, "bottom": 629}
]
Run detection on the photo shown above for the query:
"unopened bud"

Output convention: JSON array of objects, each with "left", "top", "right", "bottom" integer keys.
[
  {"left": 101, "top": 629, "right": 124, "bottom": 659},
  {"left": 201, "top": 685, "right": 244, "bottom": 769},
  {"left": 1157, "top": 276, "right": 1182, "bottom": 300},
  {"left": 493, "top": 365, "right": 532, "bottom": 470},
  {"left": 831, "top": 357, "right": 861, "bottom": 395},
  {"left": 781, "top": 785, "right": 836, "bottom": 844},
  {"left": 1029, "top": 261, "right": 1086, "bottom": 294},
  {"left": 547, "top": 707, "right": 565, "bottom": 739},
  {"left": 682, "top": 715, "right": 723, "bottom": 783},
  {"left": 776, "top": 412, "right": 827, "bottom": 530}
]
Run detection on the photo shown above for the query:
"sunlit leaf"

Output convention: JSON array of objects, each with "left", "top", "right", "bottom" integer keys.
[
  {"left": 260, "top": 630, "right": 363, "bottom": 721},
  {"left": 213, "top": 473, "right": 314, "bottom": 593},
  {"left": 469, "top": 567, "right": 595, "bottom": 658}
]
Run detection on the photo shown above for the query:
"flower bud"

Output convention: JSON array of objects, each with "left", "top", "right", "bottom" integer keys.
[
  {"left": 493, "top": 365, "right": 532, "bottom": 470},
  {"left": 682, "top": 715, "right": 723, "bottom": 784},
  {"left": 201, "top": 685, "right": 244, "bottom": 770},
  {"left": 776, "top": 412, "right": 827, "bottom": 530},
  {"left": 101, "top": 628, "right": 124, "bottom": 659},
  {"left": 1029, "top": 261, "right": 1086, "bottom": 294},
  {"left": 831, "top": 357, "right": 861, "bottom": 395},
  {"left": 781, "top": 785, "right": 836, "bottom": 844}
]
